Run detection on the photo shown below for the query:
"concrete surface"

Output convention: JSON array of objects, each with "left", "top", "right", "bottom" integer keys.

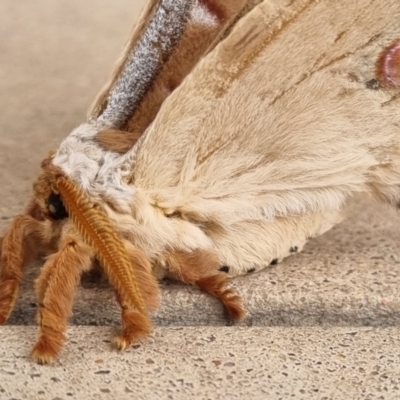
[
  {"left": 2, "top": 0, "right": 400, "bottom": 399},
  {"left": 1, "top": 326, "right": 400, "bottom": 400}
]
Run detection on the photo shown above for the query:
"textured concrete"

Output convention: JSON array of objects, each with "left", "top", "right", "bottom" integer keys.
[
  {"left": 2, "top": 1, "right": 400, "bottom": 399},
  {"left": 1, "top": 326, "right": 400, "bottom": 400}
]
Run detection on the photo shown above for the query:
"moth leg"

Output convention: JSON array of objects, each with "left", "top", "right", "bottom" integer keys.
[
  {"left": 164, "top": 250, "right": 246, "bottom": 322},
  {"left": 0, "top": 214, "right": 51, "bottom": 324},
  {"left": 113, "top": 241, "right": 159, "bottom": 352},
  {"left": 113, "top": 290, "right": 152, "bottom": 352},
  {"left": 196, "top": 274, "right": 245, "bottom": 321},
  {"left": 31, "top": 230, "right": 93, "bottom": 364}
]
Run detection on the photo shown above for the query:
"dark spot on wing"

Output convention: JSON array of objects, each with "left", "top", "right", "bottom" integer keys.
[{"left": 365, "top": 78, "right": 380, "bottom": 90}]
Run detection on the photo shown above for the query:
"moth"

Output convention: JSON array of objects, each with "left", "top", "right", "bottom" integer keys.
[{"left": 1, "top": 0, "right": 400, "bottom": 364}]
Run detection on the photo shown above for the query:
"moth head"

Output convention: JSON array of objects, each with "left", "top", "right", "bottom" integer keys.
[
  {"left": 32, "top": 154, "right": 147, "bottom": 315},
  {"left": 32, "top": 152, "right": 68, "bottom": 222}
]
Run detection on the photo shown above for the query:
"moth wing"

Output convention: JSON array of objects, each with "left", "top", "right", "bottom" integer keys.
[{"left": 133, "top": 0, "right": 400, "bottom": 226}]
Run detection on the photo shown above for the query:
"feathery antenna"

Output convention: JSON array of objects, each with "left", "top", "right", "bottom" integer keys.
[{"left": 56, "top": 176, "right": 147, "bottom": 316}]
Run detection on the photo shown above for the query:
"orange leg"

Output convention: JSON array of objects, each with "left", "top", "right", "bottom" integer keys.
[
  {"left": 164, "top": 249, "right": 246, "bottom": 322},
  {"left": 0, "top": 215, "right": 48, "bottom": 324},
  {"left": 113, "top": 291, "right": 152, "bottom": 352},
  {"left": 31, "top": 232, "right": 93, "bottom": 364},
  {"left": 196, "top": 274, "right": 245, "bottom": 321},
  {"left": 113, "top": 241, "right": 159, "bottom": 351}
]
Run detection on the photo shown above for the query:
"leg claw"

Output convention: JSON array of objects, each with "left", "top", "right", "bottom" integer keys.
[
  {"left": 113, "top": 335, "right": 129, "bottom": 352},
  {"left": 30, "top": 335, "right": 61, "bottom": 364}
]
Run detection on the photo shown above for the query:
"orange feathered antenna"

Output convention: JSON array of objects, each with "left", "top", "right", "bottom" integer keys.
[{"left": 56, "top": 176, "right": 147, "bottom": 315}]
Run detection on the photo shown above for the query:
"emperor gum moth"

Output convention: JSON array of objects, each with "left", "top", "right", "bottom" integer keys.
[{"left": 1, "top": 0, "right": 400, "bottom": 363}]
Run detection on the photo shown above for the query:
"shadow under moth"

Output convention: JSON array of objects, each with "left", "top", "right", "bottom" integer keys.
[{"left": 1, "top": 0, "right": 400, "bottom": 363}]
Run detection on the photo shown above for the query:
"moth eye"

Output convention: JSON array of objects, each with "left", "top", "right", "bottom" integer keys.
[
  {"left": 219, "top": 265, "right": 230, "bottom": 273},
  {"left": 47, "top": 193, "right": 68, "bottom": 220}
]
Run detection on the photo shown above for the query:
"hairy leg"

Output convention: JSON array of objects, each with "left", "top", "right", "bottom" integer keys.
[
  {"left": 196, "top": 274, "right": 245, "bottom": 321},
  {"left": 31, "top": 229, "right": 93, "bottom": 364},
  {"left": 113, "top": 241, "right": 160, "bottom": 351},
  {"left": 0, "top": 215, "right": 50, "bottom": 324},
  {"left": 113, "top": 291, "right": 152, "bottom": 352},
  {"left": 164, "top": 249, "right": 245, "bottom": 321}
]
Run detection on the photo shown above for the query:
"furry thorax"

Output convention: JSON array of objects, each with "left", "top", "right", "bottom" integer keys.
[{"left": 1, "top": 0, "right": 400, "bottom": 363}]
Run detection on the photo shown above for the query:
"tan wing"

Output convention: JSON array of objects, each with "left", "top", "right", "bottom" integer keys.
[{"left": 133, "top": 0, "right": 400, "bottom": 227}]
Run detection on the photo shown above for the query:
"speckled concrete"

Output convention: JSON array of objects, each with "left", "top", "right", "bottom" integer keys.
[
  {"left": 1, "top": 326, "right": 400, "bottom": 400},
  {"left": 2, "top": 1, "right": 400, "bottom": 399}
]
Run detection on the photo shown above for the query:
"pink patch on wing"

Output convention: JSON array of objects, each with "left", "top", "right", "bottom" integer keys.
[
  {"left": 197, "top": 0, "right": 225, "bottom": 22},
  {"left": 376, "top": 40, "right": 400, "bottom": 88}
]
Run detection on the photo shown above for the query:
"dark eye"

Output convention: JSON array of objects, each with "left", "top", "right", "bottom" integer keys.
[{"left": 47, "top": 193, "right": 68, "bottom": 220}]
